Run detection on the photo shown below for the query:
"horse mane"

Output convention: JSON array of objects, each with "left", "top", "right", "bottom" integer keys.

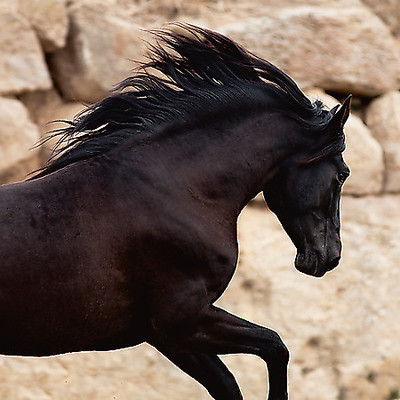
[{"left": 32, "top": 23, "right": 331, "bottom": 179}]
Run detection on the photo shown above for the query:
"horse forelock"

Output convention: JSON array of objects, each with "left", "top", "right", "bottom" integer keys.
[
  {"left": 300, "top": 133, "right": 346, "bottom": 165},
  {"left": 31, "top": 24, "right": 329, "bottom": 179}
]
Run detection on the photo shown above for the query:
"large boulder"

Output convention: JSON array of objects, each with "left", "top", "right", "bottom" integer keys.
[
  {"left": 0, "top": 97, "right": 41, "bottom": 183},
  {"left": 50, "top": 1, "right": 146, "bottom": 103},
  {"left": 365, "top": 91, "right": 400, "bottom": 193},
  {"left": 219, "top": 7, "right": 400, "bottom": 97},
  {"left": 306, "top": 89, "right": 384, "bottom": 195},
  {"left": 0, "top": 10, "right": 52, "bottom": 95}
]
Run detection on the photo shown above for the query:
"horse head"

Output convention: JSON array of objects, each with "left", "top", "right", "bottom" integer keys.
[{"left": 263, "top": 96, "right": 351, "bottom": 277}]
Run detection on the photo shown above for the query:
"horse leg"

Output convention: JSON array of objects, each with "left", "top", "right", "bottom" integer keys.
[
  {"left": 156, "top": 350, "right": 243, "bottom": 399},
  {"left": 151, "top": 305, "right": 289, "bottom": 400}
]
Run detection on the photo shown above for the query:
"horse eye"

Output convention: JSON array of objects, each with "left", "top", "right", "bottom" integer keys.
[{"left": 337, "top": 171, "right": 349, "bottom": 183}]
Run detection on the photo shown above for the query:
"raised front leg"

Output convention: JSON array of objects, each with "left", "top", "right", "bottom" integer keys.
[
  {"left": 157, "top": 351, "right": 243, "bottom": 399},
  {"left": 150, "top": 305, "right": 289, "bottom": 400}
]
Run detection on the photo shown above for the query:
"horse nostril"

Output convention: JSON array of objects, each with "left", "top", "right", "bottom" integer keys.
[{"left": 328, "top": 256, "right": 340, "bottom": 270}]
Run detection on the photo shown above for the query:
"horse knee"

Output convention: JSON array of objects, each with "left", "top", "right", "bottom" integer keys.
[
  {"left": 262, "top": 331, "right": 290, "bottom": 365},
  {"left": 277, "top": 341, "right": 290, "bottom": 365}
]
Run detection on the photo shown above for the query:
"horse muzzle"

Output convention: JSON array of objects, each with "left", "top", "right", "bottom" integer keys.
[{"left": 295, "top": 250, "right": 341, "bottom": 277}]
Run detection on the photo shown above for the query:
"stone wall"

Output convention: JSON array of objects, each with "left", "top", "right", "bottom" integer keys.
[{"left": 0, "top": 1, "right": 399, "bottom": 399}]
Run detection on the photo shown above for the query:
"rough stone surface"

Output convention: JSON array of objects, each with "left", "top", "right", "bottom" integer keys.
[
  {"left": 0, "top": 10, "right": 52, "bottom": 95},
  {"left": 0, "top": 0, "right": 69, "bottom": 52},
  {"left": 14, "top": 0, "right": 69, "bottom": 53},
  {"left": 219, "top": 7, "right": 400, "bottom": 96},
  {"left": 0, "top": 97, "right": 41, "bottom": 183},
  {"left": 361, "top": 0, "right": 400, "bottom": 37},
  {"left": 0, "top": 199, "right": 399, "bottom": 399},
  {"left": 342, "top": 117, "right": 384, "bottom": 195},
  {"left": 365, "top": 91, "right": 400, "bottom": 193},
  {"left": 108, "top": 0, "right": 365, "bottom": 29},
  {"left": 50, "top": 1, "right": 147, "bottom": 103},
  {"left": 306, "top": 89, "right": 384, "bottom": 195}
]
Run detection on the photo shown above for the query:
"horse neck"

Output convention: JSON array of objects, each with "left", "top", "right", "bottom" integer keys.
[{"left": 155, "top": 110, "right": 305, "bottom": 217}]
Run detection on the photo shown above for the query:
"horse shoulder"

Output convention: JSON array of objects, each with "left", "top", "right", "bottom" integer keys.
[{"left": 129, "top": 193, "right": 239, "bottom": 301}]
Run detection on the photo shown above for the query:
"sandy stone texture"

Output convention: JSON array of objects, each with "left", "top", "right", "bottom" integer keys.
[
  {"left": 0, "top": 9, "right": 52, "bottom": 96},
  {"left": 219, "top": 7, "right": 400, "bottom": 97},
  {"left": 0, "top": 0, "right": 69, "bottom": 52},
  {"left": 366, "top": 91, "right": 400, "bottom": 193},
  {"left": 0, "top": 97, "right": 41, "bottom": 182},
  {"left": 50, "top": 1, "right": 147, "bottom": 103},
  {"left": 361, "top": 0, "right": 400, "bottom": 37}
]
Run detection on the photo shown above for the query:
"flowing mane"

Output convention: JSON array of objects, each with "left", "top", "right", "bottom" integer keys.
[{"left": 33, "top": 23, "right": 331, "bottom": 179}]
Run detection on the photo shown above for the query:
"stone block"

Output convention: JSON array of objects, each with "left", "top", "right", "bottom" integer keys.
[
  {"left": 0, "top": 10, "right": 52, "bottom": 95},
  {"left": 219, "top": 7, "right": 400, "bottom": 96},
  {"left": 13, "top": 0, "right": 69, "bottom": 53},
  {"left": 0, "top": 97, "right": 41, "bottom": 183},
  {"left": 50, "top": 1, "right": 146, "bottom": 103},
  {"left": 366, "top": 91, "right": 400, "bottom": 193}
]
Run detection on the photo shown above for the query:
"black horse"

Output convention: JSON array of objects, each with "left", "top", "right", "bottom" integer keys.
[{"left": 0, "top": 24, "right": 350, "bottom": 399}]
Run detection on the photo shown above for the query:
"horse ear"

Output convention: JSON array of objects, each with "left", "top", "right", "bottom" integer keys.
[
  {"left": 330, "top": 104, "right": 340, "bottom": 115},
  {"left": 328, "top": 95, "right": 352, "bottom": 132}
]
